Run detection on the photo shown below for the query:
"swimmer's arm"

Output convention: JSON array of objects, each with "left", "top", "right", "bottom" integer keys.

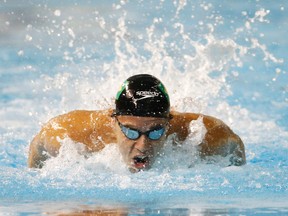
[
  {"left": 28, "top": 128, "right": 63, "bottom": 168},
  {"left": 227, "top": 134, "right": 246, "bottom": 165},
  {"left": 199, "top": 123, "right": 246, "bottom": 166},
  {"left": 28, "top": 110, "right": 114, "bottom": 168},
  {"left": 28, "top": 134, "right": 48, "bottom": 168},
  {"left": 168, "top": 112, "right": 246, "bottom": 165}
]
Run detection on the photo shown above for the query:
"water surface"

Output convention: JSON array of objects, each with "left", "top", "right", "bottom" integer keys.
[{"left": 0, "top": 0, "right": 288, "bottom": 215}]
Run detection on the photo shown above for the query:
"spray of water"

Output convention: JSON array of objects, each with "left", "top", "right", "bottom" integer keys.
[{"left": 0, "top": 1, "right": 287, "bottom": 211}]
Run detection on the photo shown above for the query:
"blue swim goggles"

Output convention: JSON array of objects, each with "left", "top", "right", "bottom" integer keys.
[{"left": 116, "top": 118, "right": 166, "bottom": 140}]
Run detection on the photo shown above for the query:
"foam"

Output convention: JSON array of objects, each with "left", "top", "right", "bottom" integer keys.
[{"left": 0, "top": 1, "right": 287, "bottom": 212}]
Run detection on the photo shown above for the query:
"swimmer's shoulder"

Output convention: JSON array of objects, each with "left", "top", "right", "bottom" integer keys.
[
  {"left": 168, "top": 111, "right": 198, "bottom": 141},
  {"left": 41, "top": 109, "right": 114, "bottom": 131},
  {"left": 64, "top": 109, "right": 116, "bottom": 146},
  {"left": 53, "top": 109, "right": 113, "bottom": 120},
  {"left": 170, "top": 111, "right": 224, "bottom": 129},
  {"left": 168, "top": 111, "right": 228, "bottom": 141},
  {"left": 38, "top": 109, "right": 115, "bottom": 148}
]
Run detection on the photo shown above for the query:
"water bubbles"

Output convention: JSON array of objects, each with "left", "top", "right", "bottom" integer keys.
[
  {"left": 62, "top": 20, "right": 67, "bottom": 25},
  {"left": 54, "top": 9, "right": 61, "bottom": 17},
  {"left": 25, "top": 34, "right": 33, "bottom": 42},
  {"left": 68, "top": 41, "right": 74, "bottom": 48},
  {"left": 254, "top": 9, "right": 270, "bottom": 23},
  {"left": 200, "top": 3, "right": 212, "bottom": 11},
  {"left": 272, "top": 68, "right": 282, "bottom": 81},
  {"left": 153, "top": 17, "right": 163, "bottom": 23},
  {"left": 26, "top": 24, "right": 33, "bottom": 30},
  {"left": 98, "top": 17, "right": 106, "bottom": 29},
  {"left": 17, "top": 50, "right": 24, "bottom": 56},
  {"left": 1, "top": 1, "right": 288, "bottom": 211},
  {"left": 232, "top": 71, "right": 239, "bottom": 77},
  {"left": 275, "top": 68, "right": 281, "bottom": 74},
  {"left": 245, "top": 21, "right": 251, "bottom": 29},
  {"left": 67, "top": 28, "right": 75, "bottom": 39},
  {"left": 242, "top": 11, "right": 248, "bottom": 16},
  {"left": 103, "top": 33, "right": 108, "bottom": 39},
  {"left": 175, "top": 0, "right": 187, "bottom": 16}
]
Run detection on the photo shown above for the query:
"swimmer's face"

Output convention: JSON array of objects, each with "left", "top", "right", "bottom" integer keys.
[{"left": 114, "top": 115, "right": 169, "bottom": 173}]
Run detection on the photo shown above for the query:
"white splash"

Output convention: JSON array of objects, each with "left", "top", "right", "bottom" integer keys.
[{"left": 1, "top": 1, "right": 287, "bottom": 212}]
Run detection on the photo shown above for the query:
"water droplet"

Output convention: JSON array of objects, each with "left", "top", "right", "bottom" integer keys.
[{"left": 54, "top": 9, "right": 61, "bottom": 17}]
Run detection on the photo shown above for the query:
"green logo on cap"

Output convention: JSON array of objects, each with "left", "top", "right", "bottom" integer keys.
[
  {"left": 116, "top": 80, "right": 128, "bottom": 100},
  {"left": 157, "top": 82, "right": 169, "bottom": 101}
]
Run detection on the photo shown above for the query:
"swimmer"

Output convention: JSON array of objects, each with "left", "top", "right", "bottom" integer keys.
[{"left": 28, "top": 74, "right": 246, "bottom": 172}]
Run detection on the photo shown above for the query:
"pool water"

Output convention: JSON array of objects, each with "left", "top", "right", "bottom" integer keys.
[{"left": 1, "top": 0, "right": 288, "bottom": 215}]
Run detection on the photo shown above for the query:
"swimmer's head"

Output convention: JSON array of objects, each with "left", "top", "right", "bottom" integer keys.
[
  {"left": 114, "top": 74, "right": 170, "bottom": 118},
  {"left": 113, "top": 74, "right": 170, "bottom": 172}
]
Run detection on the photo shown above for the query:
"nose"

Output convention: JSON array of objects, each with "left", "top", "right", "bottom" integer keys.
[{"left": 134, "top": 134, "right": 150, "bottom": 153}]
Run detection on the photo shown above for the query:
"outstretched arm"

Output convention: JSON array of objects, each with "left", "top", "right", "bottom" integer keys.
[
  {"left": 28, "top": 134, "right": 46, "bottom": 168},
  {"left": 199, "top": 122, "right": 246, "bottom": 165},
  {"left": 28, "top": 110, "right": 116, "bottom": 168},
  {"left": 28, "top": 128, "right": 63, "bottom": 168},
  {"left": 168, "top": 111, "right": 246, "bottom": 166}
]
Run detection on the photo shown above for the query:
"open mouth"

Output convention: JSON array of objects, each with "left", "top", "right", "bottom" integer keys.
[{"left": 133, "top": 155, "right": 149, "bottom": 169}]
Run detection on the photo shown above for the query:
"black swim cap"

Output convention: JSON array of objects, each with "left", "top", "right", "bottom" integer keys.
[{"left": 114, "top": 74, "right": 170, "bottom": 118}]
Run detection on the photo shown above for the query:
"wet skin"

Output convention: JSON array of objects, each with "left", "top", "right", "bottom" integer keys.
[
  {"left": 28, "top": 109, "right": 246, "bottom": 170},
  {"left": 114, "top": 116, "right": 169, "bottom": 172}
]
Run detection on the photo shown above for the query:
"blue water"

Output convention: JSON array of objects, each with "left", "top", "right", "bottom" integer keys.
[{"left": 1, "top": 0, "right": 288, "bottom": 215}]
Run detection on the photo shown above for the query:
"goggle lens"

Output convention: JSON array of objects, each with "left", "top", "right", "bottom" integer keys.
[
  {"left": 121, "top": 125, "right": 140, "bottom": 140},
  {"left": 119, "top": 124, "right": 165, "bottom": 140}
]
